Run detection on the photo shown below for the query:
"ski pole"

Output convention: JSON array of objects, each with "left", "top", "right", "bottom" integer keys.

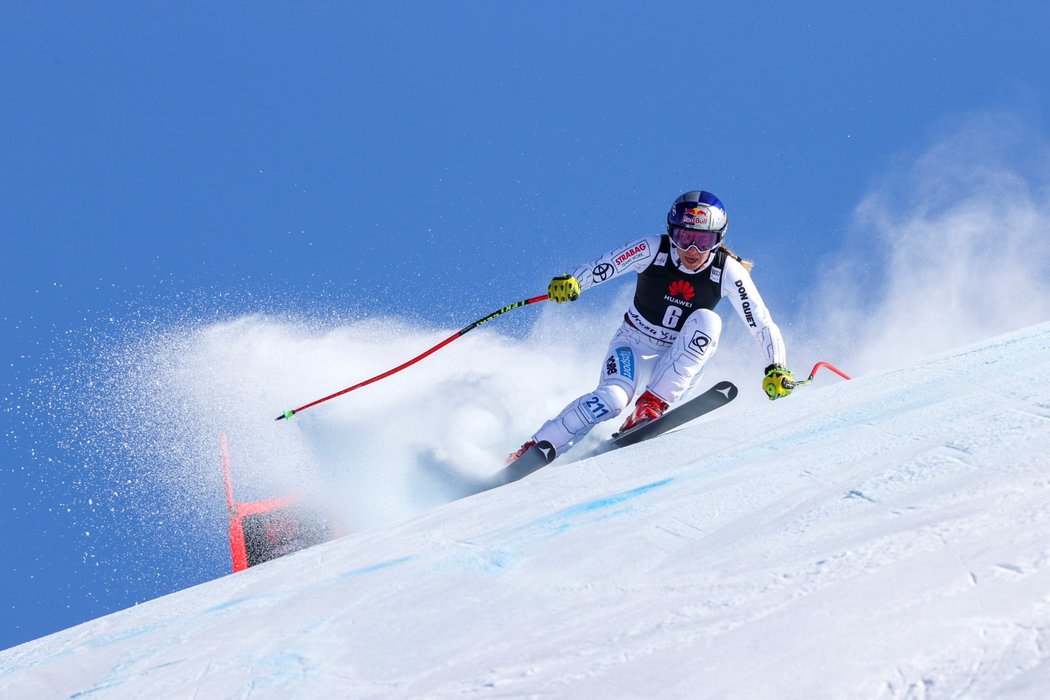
[
  {"left": 784, "top": 361, "right": 852, "bottom": 390},
  {"left": 275, "top": 294, "right": 549, "bottom": 421}
]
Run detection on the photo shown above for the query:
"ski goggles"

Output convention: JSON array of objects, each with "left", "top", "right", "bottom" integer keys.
[{"left": 669, "top": 226, "right": 721, "bottom": 253}]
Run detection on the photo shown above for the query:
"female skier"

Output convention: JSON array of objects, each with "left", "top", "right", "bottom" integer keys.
[{"left": 509, "top": 190, "right": 794, "bottom": 464}]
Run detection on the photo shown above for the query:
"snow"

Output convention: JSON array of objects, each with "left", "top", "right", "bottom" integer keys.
[{"left": 3, "top": 322, "right": 1050, "bottom": 699}]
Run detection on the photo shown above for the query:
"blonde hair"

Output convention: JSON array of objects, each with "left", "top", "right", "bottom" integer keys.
[{"left": 721, "top": 244, "right": 754, "bottom": 271}]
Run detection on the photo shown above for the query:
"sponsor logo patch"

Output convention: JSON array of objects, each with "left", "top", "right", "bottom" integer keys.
[
  {"left": 664, "top": 279, "right": 696, "bottom": 308},
  {"left": 680, "top": 206, "right": 709, "bottom": 227},
  {"left": 612, "top": 241, "right": 649, "bottom": 269},
  {"left": 667, "top": 280, "right": 695, "bottom": 301},
  {"left": 615, "top": 347, "right": 635, "bottom": 380},
  {"left": 689, "top": 330, "right": 713, "bottom": 356},
  {"left": 735, "top": 279, "right": 757, "bottom": 328},
  {"left": 592, "top": 262, "right": 615, "bottom": 281}
]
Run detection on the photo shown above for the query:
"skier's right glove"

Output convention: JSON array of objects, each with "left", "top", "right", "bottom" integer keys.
[
  {"left": 763, "top": 363, "right": 795, "bottom": 400},
  {"left": 548, "top": 275, "right": 581, "bottom": 304}
]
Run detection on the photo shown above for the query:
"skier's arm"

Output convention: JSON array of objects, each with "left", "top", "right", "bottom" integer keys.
[
  {"left": 722, "top": 257, "right": 787, "bottom": 367},
  {"left": 566, "top": 235, "right": 663, "bottom": 294}
]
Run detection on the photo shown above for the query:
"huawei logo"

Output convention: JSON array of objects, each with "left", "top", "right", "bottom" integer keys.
[{"left": 668, "top": 280, "right": 695, "bottom": 301}]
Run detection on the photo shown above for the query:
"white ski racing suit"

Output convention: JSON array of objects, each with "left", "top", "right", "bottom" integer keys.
[{"left": 532, "top": 233, "right": 787, "bottom": 455}]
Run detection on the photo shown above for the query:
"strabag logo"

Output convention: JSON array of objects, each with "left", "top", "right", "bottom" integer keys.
[{"left": 613, "top": 241, "right": 649, "bottom": 269}]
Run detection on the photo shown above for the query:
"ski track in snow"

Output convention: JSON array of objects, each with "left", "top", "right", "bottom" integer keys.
[{"left": 2, "top": 322, "right": 1050, "bottom": 699}]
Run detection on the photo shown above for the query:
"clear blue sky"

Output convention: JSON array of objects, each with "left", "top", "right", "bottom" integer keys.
[{"left": 3, "top": 2, "right": 1049, "bottom": 650}]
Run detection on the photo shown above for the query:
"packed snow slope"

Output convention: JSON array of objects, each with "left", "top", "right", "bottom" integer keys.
[{"left": 3, "top": 322, "right": 1050, "bottom": 699}]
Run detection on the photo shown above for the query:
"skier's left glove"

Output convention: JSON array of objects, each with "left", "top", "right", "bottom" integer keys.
[
  {"left": 763, "top": 363, "right": 795, "bottom": 400},
  {"left": 548, "top": 275, "right": 581, "bottom": 303}
]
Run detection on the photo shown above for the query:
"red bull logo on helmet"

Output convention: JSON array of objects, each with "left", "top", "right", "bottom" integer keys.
[{"left": 680, "top": 205, "right": 710, "bottom": 227}]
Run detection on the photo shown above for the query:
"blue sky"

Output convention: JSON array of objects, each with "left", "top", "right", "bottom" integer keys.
[{"left": 3, "top": 2, "right": 1049, "bottom": 650}]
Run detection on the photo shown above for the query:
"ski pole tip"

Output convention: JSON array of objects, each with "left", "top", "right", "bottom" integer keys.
[{"left": 275, "top": 409, "right": 296, "bottom": 421}]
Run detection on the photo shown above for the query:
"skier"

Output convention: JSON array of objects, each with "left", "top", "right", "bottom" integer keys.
[{"left": 509, "top": 190, "right": 794, "bottom": 463}]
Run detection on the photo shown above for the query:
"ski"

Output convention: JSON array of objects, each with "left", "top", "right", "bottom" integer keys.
[
  {"left": 610, "top": 380, "right": 738, "bottom": 448},
  {"left": 488, "top": 440, "right": 557, "bottom": 488},
  {"left": 485, "top": 381, "right": 736, "bottom": 489}
]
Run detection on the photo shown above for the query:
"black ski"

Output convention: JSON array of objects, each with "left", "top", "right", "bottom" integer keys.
[
  {"left": 488, "top": 440, "right": 557, "bottom": 488},
  {"left": 610, "top": 380, "right": 738, "bottom": 448},
  {"left": 484, "top": 381, "right": 736, "bottom": 489}
]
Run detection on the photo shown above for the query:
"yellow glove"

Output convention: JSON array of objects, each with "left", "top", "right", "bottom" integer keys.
[
  {"left": 548, "top": 275, "right": 581, "bottom": 303},
  {"left": 763, "top": 363, "right": 795, "bottom": 400}
]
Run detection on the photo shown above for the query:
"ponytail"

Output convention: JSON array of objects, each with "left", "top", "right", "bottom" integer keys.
[{"left": 720, "top": 244, "right": 754, "bottom": 272}]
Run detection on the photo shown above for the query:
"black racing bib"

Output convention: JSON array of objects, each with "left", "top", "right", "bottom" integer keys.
[{"left": 633, "top": 236, "right": 727, "bottom": 331}]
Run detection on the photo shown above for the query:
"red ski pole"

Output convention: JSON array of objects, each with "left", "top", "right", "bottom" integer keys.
[
  {"left": 275, "top": 294, "right": 549, "bottom": 421},
  {"left": 785, "top": 361, "right": 852, "bottom": 390}
]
